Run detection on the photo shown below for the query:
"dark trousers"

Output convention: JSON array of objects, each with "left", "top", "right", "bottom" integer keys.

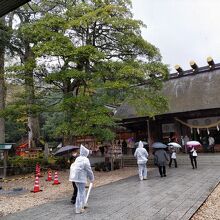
[
  {"left": 169, "top": 159, "right": 177, "bottom": 168},
  {"left": 210, "top": 145, "right": 215, "bottom": 153},
  {"left": 190, "top": 156, "right": 197, "bottom": 169},
  {"left": 158, "top": 166, "right": 166, "bottom": 177},
  {"left": 71, "top": 182, "right": 78, "bottom": 203}
]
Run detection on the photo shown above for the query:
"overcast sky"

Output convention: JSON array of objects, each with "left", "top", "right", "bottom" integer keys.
[{"left": 132, "top": 0, "right": 220, "bottom": 73}]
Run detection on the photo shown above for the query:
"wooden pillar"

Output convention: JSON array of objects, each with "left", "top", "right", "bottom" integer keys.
[
  {"left": 147, "top": 119, "right": 153, "bottom": 153},
  {"left": 3, "top": 151, "right": 7, "bottom": 178}
]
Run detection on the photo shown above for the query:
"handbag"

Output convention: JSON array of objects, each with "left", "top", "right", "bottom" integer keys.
[{"left": 192, "top": 150, "right": 197, "bottom": 157}]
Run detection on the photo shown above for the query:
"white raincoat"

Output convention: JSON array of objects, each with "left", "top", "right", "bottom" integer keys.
[
  {"left": 134, "top": 141, "right": 149, "bottom": 164},
  {"left": 69, "top": 145, "right": 94, "bottom": 184}
]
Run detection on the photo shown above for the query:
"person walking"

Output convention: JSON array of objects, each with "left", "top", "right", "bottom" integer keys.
[
  {"left": 208, "top": 136, "right": 215, "bottom": 153},
  {"left": 134, "top": 141, "right": 149, "bottom": 180},
  {"left": 169, "top": 148, "right": 178, "bottom": 168},
  {"left": 154, "top": 148, "right": 169, "bottom": 177},
  {"left": 69, "top": 144, "right": 94, "bottom": 214},
  {"left": 183, "top": 135, "right": 189, "bottom": 153},
  {"left": 122, "top": 139, "right": 128, "bottom": 155},
  {"left": 189, "top": 147, "right": 197, "bottom": 169},
  {"left": 69, "top": 149, "right": 79, "bottom": 204}
]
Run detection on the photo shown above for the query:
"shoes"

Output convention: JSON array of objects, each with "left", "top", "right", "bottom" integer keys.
[
  {"left": 75, "top": 208, "right": 85, "bottom": 214},
  {"left": 163, "top": 174, "right": 167, "bottom": 177},
  {"left": 143, "top": 177, "right": 147, "bottom": 180}
]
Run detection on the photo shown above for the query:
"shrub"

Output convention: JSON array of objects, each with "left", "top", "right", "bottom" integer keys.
[
  {"left": 5, "top": 156, "right": 52, "bottom": 176},
  {"left": 94, "top": 162, "right": 111, "bottom": 172},
  {"left": 54, "top": 157, "right": 69, "bottom": 169}
]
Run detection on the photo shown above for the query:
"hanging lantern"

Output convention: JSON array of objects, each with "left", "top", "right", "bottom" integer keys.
[
  {"left": 197, "top": 128, "right": 200, "bottom": 134},
  {"left": 191, "top": 127, "right": 193, "bottom": 133},
  {"left": 207, "top": 128, "right": 210, "bottom": 135},
  {"left": 217, "top": 125, "right": 220, "bottom": 131}
]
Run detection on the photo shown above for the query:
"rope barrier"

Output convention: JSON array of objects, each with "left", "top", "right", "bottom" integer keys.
[{"left": 175, "top": 117, "right": 220, "bottom": 129}]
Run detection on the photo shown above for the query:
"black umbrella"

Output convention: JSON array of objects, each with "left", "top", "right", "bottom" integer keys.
[
  {"left": 152, "top": 142, "right": 167, "bottom": 149},
  {"left": 54, "top": 145, "right": 79, "bottom": 156}
]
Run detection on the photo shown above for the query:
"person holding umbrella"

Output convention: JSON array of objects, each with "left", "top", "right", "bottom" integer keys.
[
  {"left": 153, "top": 142, "right": 169, "bottom": 177},
  {"left": 69, "top": 144, "right": 94, "bottom": 214},
  {"left": 69, "top": 149, "right": 79, "bottom": 205},
  {"left": 167, "top": 142, "right": 181, "bottom": 168},
  {"left": 187, "top": 141, "right": 200, "bottom": 169},
  {"left": 169, "top": 148, "right": 177, "bottom": 168},
  {"left": 134, "top": 141, "right": 149, "bottom": 180}
]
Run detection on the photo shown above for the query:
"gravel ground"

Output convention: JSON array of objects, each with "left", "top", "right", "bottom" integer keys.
[
  {"left": 191, "top": 183, "right": 220, "bottom": 220},
  {"left": 0, "top": 167, "right": 138, "bottom": 217},
  {"left": 1, "top": 167, "right": 219, "bottom": 219}
]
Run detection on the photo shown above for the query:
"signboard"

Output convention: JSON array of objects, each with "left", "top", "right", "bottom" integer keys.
[
  {"left": 162, "top": 123, "right": 175, "bottom": 133},
  {"left": 0, "top": 144, "right": 13, "bottom": 150},
  {"left": 109, "top": 145, "right": 122, "bottom": 158}
]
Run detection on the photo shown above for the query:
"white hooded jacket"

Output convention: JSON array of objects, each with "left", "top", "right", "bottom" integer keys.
[
  {"left": 69, "top": 144, "right": 94, "bottom": 183},
  {"left": 134, "top": 141, "right": 149, "bottom": 164}
]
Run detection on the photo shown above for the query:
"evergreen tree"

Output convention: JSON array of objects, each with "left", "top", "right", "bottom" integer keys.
[{"left": 6, "top": 0, "right": 168, "bottom": 144}]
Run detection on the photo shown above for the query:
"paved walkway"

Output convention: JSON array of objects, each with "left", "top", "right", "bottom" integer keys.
[{"left": 3, "top": 165, "right": 220, "bottom": 220}]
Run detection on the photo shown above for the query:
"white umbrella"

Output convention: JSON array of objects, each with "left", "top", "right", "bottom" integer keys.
[
  {"left": 134, "top": 141, "right": 148, "bottom": 147},
  {"left": 186, "top": 141, "right": 201, "bottom": 148},
  {"left": 168, "top": 142, "right": 182, "bottom": 148}
]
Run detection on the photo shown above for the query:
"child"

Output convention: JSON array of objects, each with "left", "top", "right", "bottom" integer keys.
[
  {"left": 69, "top": 144, "right": 94, "bottom": 214},
  {"left": 169, "top": 148, "right": 177, "bottom": 168},
  {"left": 134, "top": 141, "right": 149, "bottom": 180}
]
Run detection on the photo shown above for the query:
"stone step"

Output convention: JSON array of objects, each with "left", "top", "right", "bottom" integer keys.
[{"left": 123, "top": 154, "right": 220, "bottom": 167}]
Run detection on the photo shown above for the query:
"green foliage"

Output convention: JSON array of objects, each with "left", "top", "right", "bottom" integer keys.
[
  {"left": 5, "top": 0, "right": 169, "bottom": 143},
  {"left": 4, "top": 156, "right": 50, "bottom": 175},
  {"left": 54, "top": 156, "right": 69, "bottom": 169}
]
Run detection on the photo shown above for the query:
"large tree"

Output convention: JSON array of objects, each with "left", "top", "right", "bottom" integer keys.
[
  {"left": 6, "top": 4, "right": 42, "bottom": 148},
  {"left": 0, "top": 22, "right": 5, "bottom": 144},
  {"left": 21, "top": 0, "right": 169, "bottom": 143}
]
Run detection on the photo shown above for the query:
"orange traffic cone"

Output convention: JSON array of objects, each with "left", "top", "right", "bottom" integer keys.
[
  {"left": 46, "top": 170, "right": 53, "bottom": 181},
  {"left": 52, "top": 171, "right": 61, "bottom": 185},
  {"left": 31, "top": 176, "right": 43, "bottom": 193}
]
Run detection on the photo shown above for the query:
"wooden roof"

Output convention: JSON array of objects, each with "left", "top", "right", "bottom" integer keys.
[
  {"left": 115, "top": 64, "right": 220, "bottom": 119},
  {"left": 0, "top": 0, "right": 30, "bottom": 17},
  {"left": 163, "top": 66, "right": 220, "bottom": 114}
]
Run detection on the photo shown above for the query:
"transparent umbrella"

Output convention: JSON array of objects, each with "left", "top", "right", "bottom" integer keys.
[
  {"left": 186, "top": 141, "right": 201, "bottom": 149},
  {"left": 168, "top": 142, "right": 182, "bottom": 148},
  {"left": 152, "top": 142, "right": 167, "bottom": 149},
  {"left": 134, "top": 141, "right": 148, "bottom": 147}
]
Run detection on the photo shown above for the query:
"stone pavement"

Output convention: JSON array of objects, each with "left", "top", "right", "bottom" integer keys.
[{"left": 3, "top": 165, "right": 220, "bottom": 220}]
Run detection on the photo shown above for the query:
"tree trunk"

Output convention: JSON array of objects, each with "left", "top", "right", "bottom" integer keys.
[
  {"left": 24, "top": 44, "right": 40, "bottom": 148},
  {"left": 0, "top": 17, "right": 6, "bottom": 177},
  {"left": 0, "top": 22, "right": 5, "bottom": 144}
]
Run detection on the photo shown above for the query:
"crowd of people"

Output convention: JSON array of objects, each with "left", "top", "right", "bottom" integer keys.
[
  {"left": 134, "top": 140, "right": 199, "bottom": 180},
  {"left": 68, "top": 135, "right": 216, "bottom": 214}
]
